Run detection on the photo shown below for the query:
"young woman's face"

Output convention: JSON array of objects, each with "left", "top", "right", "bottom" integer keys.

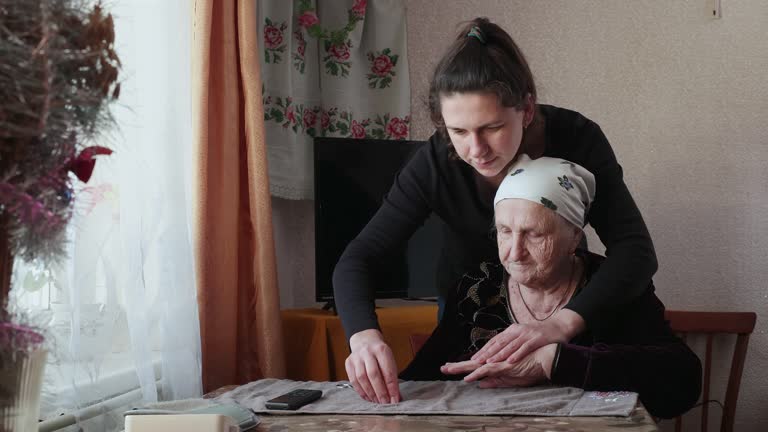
[{"left": 440, "top": 92, "right": 532, "bottom": 183}]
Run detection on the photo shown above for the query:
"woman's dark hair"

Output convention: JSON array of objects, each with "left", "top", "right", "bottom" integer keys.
[{"left": 428, "top": 18, "right": 539, "bottom": 157}]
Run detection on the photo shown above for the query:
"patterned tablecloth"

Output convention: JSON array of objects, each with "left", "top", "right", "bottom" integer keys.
[
  {"left": 216, "top": 380, "right": 639, "bottom": 417},
  {"left": 203, "top": 383, "right": 658, "bottom": 431}
]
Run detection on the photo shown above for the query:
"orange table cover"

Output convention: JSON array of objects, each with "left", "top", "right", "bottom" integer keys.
[{"left": 281, "top": 305, "right": 438, "bottom": 381}]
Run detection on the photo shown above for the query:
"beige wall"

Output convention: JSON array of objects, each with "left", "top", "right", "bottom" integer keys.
[{"left": 405, "top": 0, "right": 767, "bottom": 430}]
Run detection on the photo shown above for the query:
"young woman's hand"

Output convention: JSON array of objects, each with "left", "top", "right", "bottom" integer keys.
[
  {"left": 471, "top": 309, "right": 584, "bottom": 363},
  {"left": 441, "top": 343, "right": 557, "bottom": 387},
  {"left": 345, "top": 329, "right": 401, "bottom": 404}
]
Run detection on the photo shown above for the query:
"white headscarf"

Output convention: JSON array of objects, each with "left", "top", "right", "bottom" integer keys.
[{"left": 493, "top": 154, "right": 596, "bottom": 228}]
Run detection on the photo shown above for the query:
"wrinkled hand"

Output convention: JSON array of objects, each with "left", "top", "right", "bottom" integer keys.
[
  {"left": 441, "top": 344, "right": 557, "bottom": 388},
  {"left": 472, "top": 309, "right": 584, "bottom": 364},
  {"left": 345, "top": 329, "right": 401, "bottom": 404}
]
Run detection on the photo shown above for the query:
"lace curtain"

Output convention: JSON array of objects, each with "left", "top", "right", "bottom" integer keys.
[
  {"left": 10, "top": 0, "right": 202, "bottom": 430},
  {"left": 258, "top": 0, "right": 411, "bottom": 199}
]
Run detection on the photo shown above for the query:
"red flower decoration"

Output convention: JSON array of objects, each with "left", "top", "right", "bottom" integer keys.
[
  {"left": 351, "top": 0, "right": 367, "bottom": 18},
  {"left": 67, "top": 146, "right": 113, "bottom": 183},
  {"left": 286, "top": 106, "right": 296, "bottom": 124},
  {"left": 320, "top": 111, "right": 330, "bottom": 130},
  {"left": 298, "top": 11, "right": 319, "bottom": 28},
  {"left": 371, "top": 54, "right": 394, "bottom": 77},
  {"left": 351, "top": 120, "right": 366, "bottom": 139},
  {"left": 303, "top": 108, "right": 317, "bottom": 129},
  {"left": 264, "top": 25, "right": 284, "bottom": 49},
  {"left": 386, "top": 117, "right": 409, "bottom": 139},
  {"left": 329, "top": 43, "right": 350, "bottom": 61}
]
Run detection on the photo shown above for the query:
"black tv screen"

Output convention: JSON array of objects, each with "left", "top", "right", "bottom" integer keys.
[{"left": 314, "top": 137, "right": 443, "bottom": 303}]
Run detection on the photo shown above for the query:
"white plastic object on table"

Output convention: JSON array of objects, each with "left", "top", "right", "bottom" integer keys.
[{"left": 125, "top": 414, "right": 238, "bottom": 432}]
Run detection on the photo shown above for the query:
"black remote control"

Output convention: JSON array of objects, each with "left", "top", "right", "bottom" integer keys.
[{"left": 265, "top": 389, "right": 323, "bottom": 410}]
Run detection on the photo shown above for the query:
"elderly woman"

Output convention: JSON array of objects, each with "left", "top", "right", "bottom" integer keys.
[{"left": 399, "top": 155, "right": 702, "bottom": 419}]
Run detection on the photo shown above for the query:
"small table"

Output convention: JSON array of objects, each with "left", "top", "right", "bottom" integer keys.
[
  {"left": 250, "top": 405, "right": 658, "bottom": 431},
  {"left": 281, "top": 305, "right": 438, "bottom": 381}
]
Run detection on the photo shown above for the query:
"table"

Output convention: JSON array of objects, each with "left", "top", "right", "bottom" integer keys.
[
  {"left": 251, "top": 405, "right": 659, "bottom": 431},
  {"left": 281, "top": 305, "right": 438, "bottom": 381}
]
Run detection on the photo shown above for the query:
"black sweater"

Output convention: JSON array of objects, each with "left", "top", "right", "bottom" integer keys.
[
  {"left": 333, "top": 105, "right": 657, "bottom": 339},
  {"left": 399, "top": 252, "right": 702, "bottom": 419}
]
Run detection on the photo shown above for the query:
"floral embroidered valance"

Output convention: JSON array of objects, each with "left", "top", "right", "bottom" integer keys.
[{"left": 258, "top": 0, "right": 411, "bottom": 199}]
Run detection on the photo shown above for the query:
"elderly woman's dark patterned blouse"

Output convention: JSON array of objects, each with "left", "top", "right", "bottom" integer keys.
[
  {"left": 456, "top": 257, "right": 591, "bottom": 354},
  {"left": 400, "top": 251, "right": 703, "bottom": 419}
]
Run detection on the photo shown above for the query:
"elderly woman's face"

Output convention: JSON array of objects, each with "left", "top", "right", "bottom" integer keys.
[{"left": 495, "top": 199, "right": 580, "bottom": 287}]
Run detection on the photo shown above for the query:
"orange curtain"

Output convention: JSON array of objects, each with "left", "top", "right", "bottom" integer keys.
[{"left": 192, "top": 0, "right": 285, "bottom": 392}]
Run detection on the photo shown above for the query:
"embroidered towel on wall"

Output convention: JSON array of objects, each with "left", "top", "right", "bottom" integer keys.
[{"left": 258, "top": 0, "right": 411, "bottom": 200}]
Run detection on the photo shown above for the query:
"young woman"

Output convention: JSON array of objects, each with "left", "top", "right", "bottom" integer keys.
[{"left": 333, "top": 17, "right": 657, "bottom": 405}]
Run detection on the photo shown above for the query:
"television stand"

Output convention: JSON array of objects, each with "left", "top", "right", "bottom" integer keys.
[{"left": 321, "top": 300, "right": 337, "bottom": 315}]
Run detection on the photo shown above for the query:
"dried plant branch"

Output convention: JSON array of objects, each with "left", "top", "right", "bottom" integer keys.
[
  {"left": 0, "top": 0, "right": 120, "bottom": 265},
  {"left": 0, "top": 0, "right": 121, "bottom": 321}
]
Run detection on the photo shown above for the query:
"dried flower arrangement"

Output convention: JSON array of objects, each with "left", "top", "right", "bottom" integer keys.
[
  {"left": 0, "top": 0, "right": 120, "bottom": 311},
  {"left": 1, "top": 0, "right": 120, "bottom": 427}
]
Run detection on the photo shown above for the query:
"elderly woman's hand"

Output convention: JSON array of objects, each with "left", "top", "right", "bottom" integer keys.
[
  {"left": 441, "top": 344, "right": 558, "bottom": 387},
  {"left": 346, "top": 329, "right": 401, "bottom": 404},
  {"left": 471, "top": 309, "right": 585, "bottom": 364}
]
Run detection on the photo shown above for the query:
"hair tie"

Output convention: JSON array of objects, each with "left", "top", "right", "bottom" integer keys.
[{"left": 466, "top": 26, "right": 486, "bottom": 44}]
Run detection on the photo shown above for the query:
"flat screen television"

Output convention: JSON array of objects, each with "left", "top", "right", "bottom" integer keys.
[{"left": 314, "top": 137, "right": 443, "bottom": 303}]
